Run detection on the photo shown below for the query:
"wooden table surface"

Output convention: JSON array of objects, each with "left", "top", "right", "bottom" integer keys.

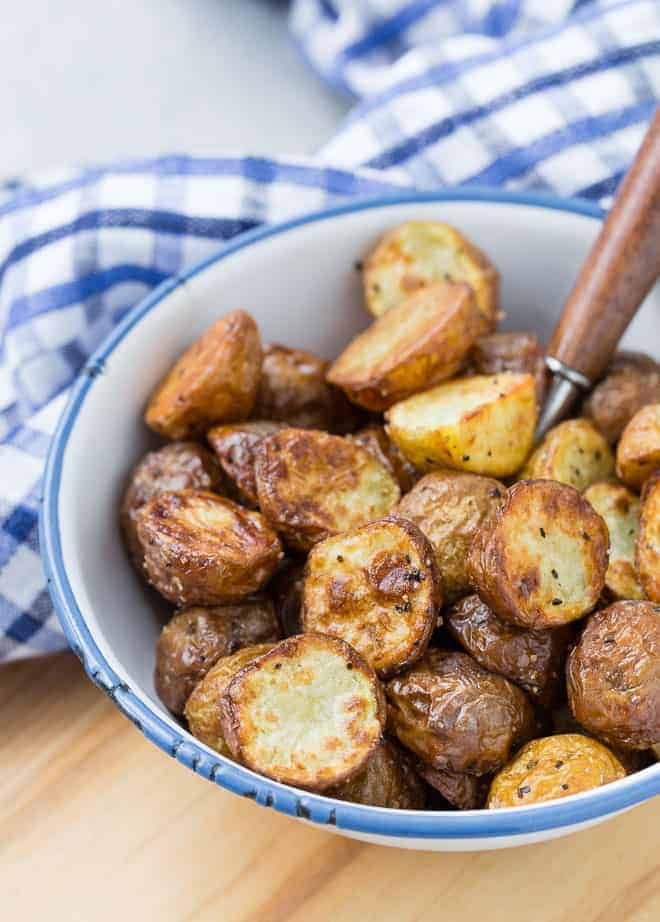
[{"left": 1, "top": 653, "right": 658, "bottom": 922}]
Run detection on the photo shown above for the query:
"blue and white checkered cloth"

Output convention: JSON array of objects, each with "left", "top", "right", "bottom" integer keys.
[{"left": 2, "top": 0, "right": 659, "bottom": 662}]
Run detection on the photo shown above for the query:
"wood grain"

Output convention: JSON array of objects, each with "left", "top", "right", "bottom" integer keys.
[{"left": 1, "top": 653, "right": 658, "bottom": 922}]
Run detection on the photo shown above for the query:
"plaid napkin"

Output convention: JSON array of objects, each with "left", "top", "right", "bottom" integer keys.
[{"left": 2, "top": 0, "right": 659, "bottom": 662}]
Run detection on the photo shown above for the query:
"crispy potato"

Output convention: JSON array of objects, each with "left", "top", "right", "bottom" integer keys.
[
  {"left": 551, "top": 704, "right": 649, "bottom": 774},
  {"left": 521, "top": 419, "right": 615, "bottom": 492},
  {"left": 487, "top": 734, "right": 626, "bottom": 808},
  {"left": 584, "top": 482, "right": 643, "bottom": 601},
  {"left": 254, "top": 428, "right": 400, "bottom": 551},
  {"left": 145, "top": 311, "right": 261, "bottom": 439},
  {"left": 616, "top": 403, "right": 660, "bottom": 489},
  {"left": 348, "top": 425, "right": 419, "bottom": 493},
  {"left": 155, "top": 600, "right": 281, "bottom": 715},
  {"left": 219, "top": 633, "right": 386, "bottom": 790},
  {"left": 395, "top": 471, "right": 505, "bottom": 601},
  {"left": 328, "top": 281, "right": 482, "bottom": 411},
  {"left": 469, "top": 331, "right": 547, "bottom": 407},
  {"left": 302, "top": 516, "right": 440, "bottom": 677},
  {"left": 184, "top": 644, "right": 275, "bottom": 756},
  {"left": 416, "top": 763, "right": 490, "bottom": 810},
  {"left": 120, "top": 442, "right": 223, "bottom": 567},
  {"left": 207, "top": 421, "right": 285, "bottom": 507},
  {"left": 386, "top": 649, "right": 536, "bottom": 775},
  {"left": 363, "top": 220, "right": 499, "bottom": 331},
  {"left": 468, "top": 480, "right": 609, "bottom": 629},
  {"left": 637, "top": 472, "right": 660, "bottom": 602},
  {"left": 386, "top": 373, "right": 537, "bottom": 478},
  {"left": 136, "top": 490, "right": 283, "bottom": 605},
  {"left": 446, "top": 594, "right": 571, "bottom": 707},
  {"left": 583, "top": 352, "right": 660, "bottom": 443},
  {"left": 567, "top": 600, "right": 660, "bottom": 750},
  {"left": 330, "top": 739, "right": 427, "bottom": 809}
]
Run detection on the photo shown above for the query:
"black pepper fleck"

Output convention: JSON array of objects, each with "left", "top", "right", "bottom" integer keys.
[
  {"left": 551, "top": 568, "right": 559, "bottom": 579},
  {"left": 552, "top": 598, "right": 563, "bottom": 605},
  {"left": 517, "top": 785, "right": 531, "bottom": 798},
  {"left": 540, "top": 527, "right": 546, "bottom": 538}
]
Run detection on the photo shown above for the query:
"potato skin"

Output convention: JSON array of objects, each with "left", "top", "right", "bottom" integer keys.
[
  {"left": 395, "top": 471, "right": 505, "bottom": 601},
  {"left": 254, "top": 428, "right": 400, "bottom": 551},
  {"left": 207, "top": 421, "right": 285, "bottom": 507},
  {"left": 469, "top": 331, "right": 547, "bottom": 407},
  {"left": 145, "top": 310, "right": 262, "bottom": 439},
  {"left": 567, "top": 600, "right": 660, "bottom": 750},
  {"left": 616, "top": 403, "right": 660, "bottom": 489},
  {"left": 329, "top": 739, "right": 427, "bottom": 809},
  {"left": 446, "top": 594, "right": 571, "bottom": 707},
  {"left": 155, "top": 601, "right": 281, "bottom": 715},
  {"left": 583, "top": 353, "right": 660, "bottom": 443},
  {"left": 120, "top": 442, "right": 223, "bottom": 566},
  {"left": 270, "top": 560, "right": 305, "bottom": 637},
  {"left": 348, "top": 425, "right": 420, "bottom": 494},
  {"left": 386, "top": 649, "right": 536, "bottom": 775},
  {"left": 584, "top": 482, "right": 643, "bottom": 601},
  {"left": 415, "top": 763, "right": 490, "bottom": 810},
  {"left": 468, "top": 479, "right": 609, "bottom": 629},
  {"left": 521, "top": 419, "right": 615, "bottom": 493},
  {"left": 487, "top": 734, "right": 626, "bottom": 808},
  {"left": 136, "top": 490, "right": 283, "bottom": 605},
  {"left": 637, "top": 472, "right": 660, "bottom": 603}
]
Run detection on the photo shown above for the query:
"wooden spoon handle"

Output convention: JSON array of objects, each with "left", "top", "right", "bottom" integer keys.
[{"left": 547, "top": 108, "right": 660, "bottom": 384}]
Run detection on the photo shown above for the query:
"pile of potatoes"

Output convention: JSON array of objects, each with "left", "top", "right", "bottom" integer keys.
[{"left": 121, "top": 220, "right": 660, "bottom": 811}]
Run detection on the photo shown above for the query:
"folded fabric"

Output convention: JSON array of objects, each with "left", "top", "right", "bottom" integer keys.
[{"left": 1, "top": 0, "right": 659, "bottom": 662}]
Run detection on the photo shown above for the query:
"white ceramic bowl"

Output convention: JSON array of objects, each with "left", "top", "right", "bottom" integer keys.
[{"left": 41, "top": 190, "right": 660, "bottom": 851}]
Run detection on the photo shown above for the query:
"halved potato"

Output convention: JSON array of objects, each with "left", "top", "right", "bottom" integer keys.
[
  {"left": 583, "top": 351, "right": 660, "bottom": 443},
  {"left": 145, "top": 310, "right": 262, "bottom": 439},
  {"left": 637, "top": 472, "right": 660, "bottom": 602},
  {"left": 207, "top": 420, "right": 285, "bottom": 507},
  {"left": 348, "top": 425, "right": 420, "bottom": 493},
  {"left": 254, "top": 428, "right": 400, "bottom": 551},
  {"left": 469, "top": 331, "right": 547, "bottom": 407},
  {"left": 327, "top": 281, "right": 482, "bottom": 411},
  {"left": 385, "top": 373, "right": 537, "bottom": 478},
  {"left": 363, "top": 220, "right": 499, "bottom": 331},
  {"left": 521, "top": 419, "right": 614, "bottom": 492},
  {"left": 329, "top": 739, "right": 427, "bottom": 809},
  {"left": 219, "top": 633, "right": 386, "bottom": 790},
  {"left": 468, "top": 479, "right": 609, "bottom": 628},
  {"left": 302, "top": 516, "right": 440, "bottom": 677},
  {"left": 136, "top": 490, "right": 283, "bottom": 605},
  {"left": 584, "top": 482, "right": 643, "bottom": 600},
  {"left": 616, "top": 403, "right": 660, "bottom": 489}
]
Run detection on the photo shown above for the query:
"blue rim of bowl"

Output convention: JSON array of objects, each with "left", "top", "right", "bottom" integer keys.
[{"left": 41, "top": 187, "right": 660, "bottom": 840}]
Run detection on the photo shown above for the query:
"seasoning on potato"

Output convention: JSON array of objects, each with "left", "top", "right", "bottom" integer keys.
[
  {"left": 583, "top": 351, "right": 660, "bottom": 443},
  {"left": 254, "top": 428, "right": 401, "bottom": 551},
  {"left": 521, "top": 419, "right": 615, "bottom": 492},
  {"left": 637, "top": 471, "right": 660, "bottom": 603},
  {"left": 385, "top": 372, "right": 537, "bottom": 477},
  {"left": 468, "top": 479, "right": 609, "bottom": 629},
  {"left": 207, "top": 420, "right": 285, "bottom": 507},
  {"left": 487, "top": 734, "right": 626, "bottom": 808},
  {"left": 583, "top": 482, "right": 643, "bottom": 601},
  {"left": 469, "top": 331, "right": 547, "bottom": 408},
  {"left": 145, "top": 310, "right": 262, "bottom": 439},
  {"left": 415, "top": 763, "right": 490, "bottom": 810},
  {"left": 302, "top": 516, "right": 440, "bottom": 677},
  {"left": 219, "top": 633, "right": 386, "bottom": 790},
  {"left": 616, "top": 403, "right": 660, "bottom": 489},
  {"left": 136, "top": 490, "right": 283, "bottom": 606},
  {"left": 348, "top": 425, "right": 419, "bottom": 493},
  {"left": 330, "top": 739, "right": 427, "bottom": 809}
]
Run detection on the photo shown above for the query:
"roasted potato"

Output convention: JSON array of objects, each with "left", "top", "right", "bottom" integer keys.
[
  {"left": 219, "top": 633, "right": 386, "bottom": 790},
  {"left": 567, "top": 600, "right": 660, "bottom": 750},
  {"left": 386, "top": 373, "right": 537, "bottom": 478},
  {"left": 521, "top": 419, "right": 615, "bottom": 492},
  {"left": 487, "top": 734, "right": 626, "bottom": 808},
  {"left": 328, "top": 281, "right": 482, "bottom": 411},
  {"left": 363, "top": 220, "right": 499, "bottom": 331},
  {"left": 330, "top": 739, "right": 427, "bottom": 809},
  {"left": 584, "top": 482, "right": 643, "bottom": 600},
  {"left": 386, "top": 649, "right": 536, "bottom": 775},
  {"left": 302, "top": 516, "right": 440, "bottom": 677},
  {"left": 154, "top": 600, "right": 281, "bottom": 715},
  {"left": 637, "top": 472, "right": 660, "bottom": 603},
  {"left": 184, "top": 643, "right": 275, "bottom": 756},
  {"left": 551, "top": 704, "right": 649, "bottom": 774},
  {"left": 207, "top": 420, "right": 285, "bottom": 507},
  {"left": 395, "top": 471, "right": 505, "bottom": 601},
  {"left": 120, "top": 442, "right": 223, "bottom": 566},
  {"left": 468, "top": 479, "right": 609, "bottom": 629},
  {"left": 446, "top": 594, "right": 571, "bottom": 707},
  {"left": 254, "top": 428, "right": 400, "bottom": 551},
  {"left": 270, "top": 560, "right": 305, "bottom": 636},
  {"left": 145, "top": 310, "right": 262, "bottom": 439},
  {"left": 136, "top": 490, "right": 283, "bottom": 606},
  {"left": 583, "top": 351, "right": 660, "bottom": 443},
  {"left": 469, "top": 331, "right": 547, "bottom": 407},
  {"left": 616, "top": 403, "right": 660, "bottom": 489},
  {"left": 348, "top": 425, "right": 419, "bottom": 493},
  {"left": 415, "top": 763, "right": 490, "bottom": 810}
]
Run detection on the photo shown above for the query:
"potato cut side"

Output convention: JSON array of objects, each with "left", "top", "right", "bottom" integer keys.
[
  {"left": 637, "top": 472, "right": 660, "bottom": 602},
  {"left": 220, "top": 633, "right": 386, "bottom": 790},
  {"left": 302, "top": 516, "right": 440, "bottom": 677},
  {"left": 468, "top": 479, "right": 609, "bottom": 628},
  {"left": 327, "top": 281, "right": 482, "bottom": 411},
  {"left": 616, "top": 403, "right": 660, "bottom": 489},
  {"left": 521, "top": 419, "right": 615, "bottom": 491},
  {"left": 469, "top": 331, "right": 547, "bottom": 408},
  {"left": 363, "top": 220, "right": 499, "bottom": 331},
  {"left": 385, "top": 373, "right": 537, "bottom": 477},
  {"left": 254, "top": 428, "right": 401, "bottom": 551},
  {"left": 145, "top": 310, "right": 262, "bottom": 439},
  {"left": 207, "top": 420, "right": 285, "bottom": 507},
  {"left": 584, "top": 482, "right": 643, "bottom": 601}
]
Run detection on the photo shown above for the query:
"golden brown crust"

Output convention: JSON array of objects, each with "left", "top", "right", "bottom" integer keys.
[
  {"left": 467, "top": 479, "right": 609, "bottom": 629},
  {"left": 302, "top": 515, "right": 441, "bottom": 677},
  {"left": 469, "top": 331, "right": 547, "bottom": 408},
  {"left": 329, "top": 739, "right": 427, "bottom": 809},
  {"left": 616, "top": 403, "right": 660, "bottom": 489},
  {"left": 136, "top": 490, "right": 283, "bottom": 605},
  {"left": 415, "top": 763, "right": 490, "bottom": 810},
  {"left": 521, "top": 419, "right": 615, "bottom": 492},
  {"left": 567, "top": 600, "right": 660, "bottom": 750},
  {"left": 583, "top": 354, "right": 660, "bottom": 443},
  {"left": 584, "top": 482, "right": 643, "bottom": 601},
  {"left": 145, "top": 310, "right": 262, "bottom": 439},
  {"left": 348, "top": 426, "right": 420, "bottom": 493},
  {"left": 207, "top": 421, "right": 285, "bottom": 507},
  {"left": 637, "top": 471, "right": 660, "bottom": 603}
]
